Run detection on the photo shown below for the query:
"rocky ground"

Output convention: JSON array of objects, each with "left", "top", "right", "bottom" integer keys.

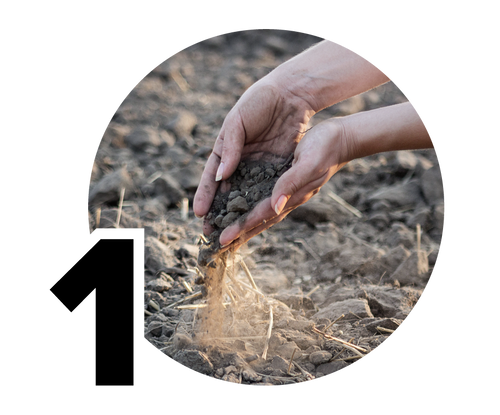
[{"left": 88, "top": 30, "right": 443, "bottom": 385}]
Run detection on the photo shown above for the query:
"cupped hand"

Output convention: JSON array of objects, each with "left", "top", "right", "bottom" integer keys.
[
  {"left": 217, "top": 118, "right": 353, "bottom": 251},
  {"left": 193, "top": 77, "right": 315, "bottom": 229}
]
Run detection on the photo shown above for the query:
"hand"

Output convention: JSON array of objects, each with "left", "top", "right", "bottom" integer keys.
[
  {"left": 193, "top": 76, "right": 315, "bottom": 231},
  {"left": 217, "top": 118, "right": 351, "bottom": 250}
]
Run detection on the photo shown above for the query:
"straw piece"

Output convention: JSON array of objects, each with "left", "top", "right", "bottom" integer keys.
[
  {"left": 305, "top": 284, "right": 320, "bottom": 298},
  {"left": 170, "top": 68, "right": 190, "bottom": 91},
  {"left": 166, "top": 291, "right": 202, "bottom": 308},
  {"left": 312, "top": 326, "right": 368, "bottom": 356},
  {"left": 376, "top": 326, "right": 395, "bottom": 334},
  {"left": 181, "top": 279, "right": 193, "bottom": 293},
  {"left": 240, "top": 259, "right": 259, "bottom": 291},
  {"left": 287, "top": 348, "right": 298, "bottom": 375},
  {"left": 180, "top": 198, "right": 189, "bottom": 221},
  {"left": 95, "top": 207, "right": 101, "bottom": 228},
  {"left": 416, "top": 223, "right": 421, "bottom": 252},
  {"left": 294, "top": 239, "right": 321, "bottom": 262},
  {"left": 261, "top": 306, "right": 274, "bottom": 360},
  {"left": 327, "top": 191, "right": 363, "bottom": 218},
  {"left": 148, "top": 300, "right": 160, "bottom": 312},
  {"left": 115, "top": 187, "right": 126, "bottom": 228},
  {"left": 324, "top": 314, "right": 345, "bottom": 331}
]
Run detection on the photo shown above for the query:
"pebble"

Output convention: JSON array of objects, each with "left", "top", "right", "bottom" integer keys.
[
  {"left": 221, "top": 212, "right": 240, "bottom": 228},
  {"left": 228, "top": 190, "right": 242, "bottom": 201},
  {"left": 309, "top": 351, "right": 333, "bottom": 365},
  {"left": 227, "top": 196, "right": 249, "bottom": 213},
  {"left": 250, "top": 167, "right": 261, "bottom": 177},
  {"left": 214, "top": 215, "right": 224, "bottom": 227},
  {"left": 146, "top": 278, "right": 172, "bottom": 292},
  {"left": 265, "top": 168, "right": 275, "bottom": 177}
]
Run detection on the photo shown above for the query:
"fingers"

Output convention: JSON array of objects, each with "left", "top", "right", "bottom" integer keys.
[
  {"left": 193, "top": 151, "right": 222, "bottom": 217},
  {"left": 193, "top": 115, "right": 246, "bottom": 217},
  {"left": 217, "top": 206, "right": 292, "bottom": 252},
  {"left": 219, "top": 197, "right": 277, "bottom": 246},
  {"left": 216, "top": 118, "right": 245, "bottom": 182}
]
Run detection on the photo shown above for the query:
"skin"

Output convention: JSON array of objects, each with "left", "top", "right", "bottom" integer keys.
[{"left": 193, "top": 40, "right": 432, "bottom": 251}]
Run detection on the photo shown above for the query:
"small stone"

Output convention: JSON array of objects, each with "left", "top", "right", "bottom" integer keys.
[
  {"left": 250, "top": 167, "right": 261, "bottom": 177},
  {"left": 221, "top": 212, "right": 240, "bottom": 228},
  {"left": 276, "top": 342, "right": 301, "bottom": 359},
  {"left": 228, "top": 190, "right": 242, "bottom": 201},
  {"left": 227, "top": 196, "right": 249, "bottom": 213},
  {"left": 240, "top": 168, "right": 247, "bottom": 176},
  {"left": 146, "top": 278, "right": 172, "bottom": 292},
  {"left": 256, "top": 172, "right": 265, "bottom": 183},
  {"left": 242, "top": 368, "right": 262, "bottom": 382},
  {"left": 214, "top": 215, "right": 224, "bottom": 227},
  {"left": 265, "top": 168, "right": 275, "bottom": 177},
  {"left": 270, "top": 356, "right": 289, "bottom": 372},
  {"left": 309, "top": 351, "right": 332, "bottom": 365},
  {"left": 147, "top": 321, "right": 163, "bottom": 337}
]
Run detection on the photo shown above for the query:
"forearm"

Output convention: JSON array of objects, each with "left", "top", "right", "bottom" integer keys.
[
  {"left": 339, "top": 102, "right": 432, "bottom": 161},
  {"left": 267, "top": 40, "right": 389, "bottom": 113}
]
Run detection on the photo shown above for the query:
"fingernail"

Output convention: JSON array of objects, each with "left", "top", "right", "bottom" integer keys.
[
  {"left": 194, "top": 213, "right": 203, "bottom": 218},
  {"left": 274, "top": 195, "right": 288, "bottom": 215},
  {"left": 215, "top": 162, "right": 224, "bottom": 182}
]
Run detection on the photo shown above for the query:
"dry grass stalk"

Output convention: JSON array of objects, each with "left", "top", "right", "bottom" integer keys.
[
  {"left": 170, "top": 68, "right": 190, "bottom": 91},
  {"left": 261, "top": 305, "right": 274, "bottom": 360},
  {"left": 95, "top": 207, "right": 101, "bottom": 228},
  {"left": 416, "top": 223, "right": 421, "bottom": 251},
  {"left": 199, "top": 233, "right": 209, "bottom": 244},
  {"left": 312, "top": 326, "right": 368, "bottom": 357},
  {"left": 238, "top": 280, "right": 265, "bottom": 298},
  {"left": 376, "top": 326, "right": 395, "bottom": 334},
  {"left": 148, "top": 300, "right": 160, "bottom": 312},
  {"left": 294, "top": 239, "right": 321, "bottom": 262},
  {"left": 306, "top": 284, "right": 320, "bottom": 297},
  {"left": 180, "top": 197, "right": 189, "bottom": 222},
  {"left": 146, "top": 171, "right": 162, "bottom": 184},
  {"left": 166, "top": 291, "right": 202, "bottom": 308},
  {"left": 324, "top": 314, "right": 345, "bottom": 331},
  {"left": 327, "top": 191, "right": 363, "bottom": 218},
  {"left": 287, "top": 348, "right": 298, "bottom": 375},
  {"left": 181, "top": 279, "right": 193, "bottom": 293},
  {"left": 115, "top": 187, "right": 126, "bottom": 228},
  {"left": 240, "top": 259, "right": 259, "bottom": 291}
]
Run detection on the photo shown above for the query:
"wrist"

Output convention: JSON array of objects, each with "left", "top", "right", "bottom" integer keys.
[
  {"left": 334, "top": 102, "right": 432, "bottom": 160},
  {"left": 266, "top": 40, "right": 389, "bottom": 113}
]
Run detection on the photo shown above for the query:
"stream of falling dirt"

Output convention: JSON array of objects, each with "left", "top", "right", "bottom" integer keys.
[{"left": 198, "top": 250, "right": 229, "bottom": 340}]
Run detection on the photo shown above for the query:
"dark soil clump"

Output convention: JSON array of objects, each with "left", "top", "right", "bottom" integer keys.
[{"left": 199, "top": 153, "right": 293, "bottom": 263}]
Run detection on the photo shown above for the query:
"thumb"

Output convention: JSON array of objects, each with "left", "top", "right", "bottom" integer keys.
[
  {"left": 271, "top": 156, "right": 312, "bottom": 215},
  {"left": 215, "top": 120, "right": 245, "bottom": 182}
]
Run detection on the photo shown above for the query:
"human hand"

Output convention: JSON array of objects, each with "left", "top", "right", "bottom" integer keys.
[
  {"left": 193, "top": 76, "right": 315, "bottom": 231},
  {"left": 215, "top": 118, "right": 351, "bottom": 251}
]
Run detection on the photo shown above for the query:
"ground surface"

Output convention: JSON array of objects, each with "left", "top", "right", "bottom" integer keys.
[{"left": 88, "top": 30, "right": 443, "bottom": 385}]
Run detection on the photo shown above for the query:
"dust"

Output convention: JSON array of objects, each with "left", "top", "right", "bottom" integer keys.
[{"left": 196, "top": 251, "right": 228, "bottom": 340}]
